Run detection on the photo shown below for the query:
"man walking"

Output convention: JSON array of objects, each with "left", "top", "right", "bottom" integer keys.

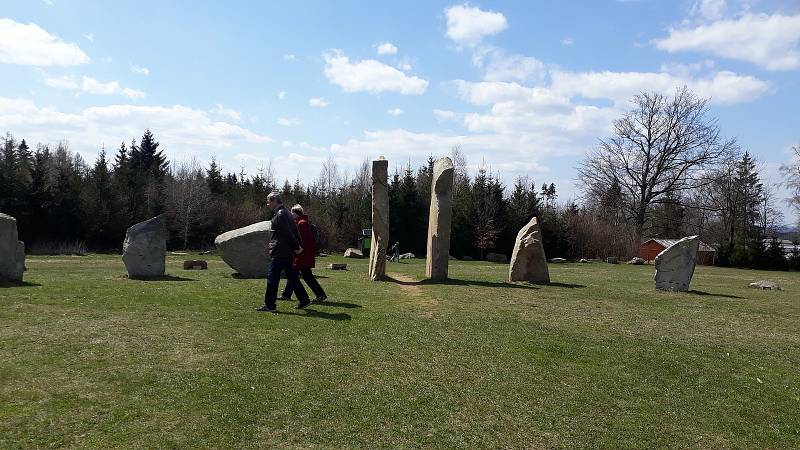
[{"left": 258, "top": 192, "right": 311, "bottom": 313}]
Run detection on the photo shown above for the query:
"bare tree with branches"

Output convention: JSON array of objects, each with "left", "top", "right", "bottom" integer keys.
[
  {"left": 780, "top": 144, "right": 800, "bottom": 225},
  {"left": 168, "top": 157, "right": 210, "bottom": 249},
  {"left": 578, "top": 87, "right": 737, "bottom": 243}
]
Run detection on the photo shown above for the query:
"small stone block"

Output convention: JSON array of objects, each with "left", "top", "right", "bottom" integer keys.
[{"left": 183, "top": 260, "right": 208, "bottom": 270}]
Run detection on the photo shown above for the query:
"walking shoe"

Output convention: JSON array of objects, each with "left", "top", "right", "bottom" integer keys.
[
  {"left": 314, "top": 295, "right": 327, "bottom": 303},
  {"left": 296, "top": 299, "right": 312, "bottom": 309},
  {"left": 256, "top": 305, "right": 277, "bottom": 313}
]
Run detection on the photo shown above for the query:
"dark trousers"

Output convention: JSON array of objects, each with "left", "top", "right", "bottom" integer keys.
[
  {"left": 282, "top": 268, "right": 326, "bottom": 299},
  {"left": 264, "top": 257, "right": 309, "bottom": 307}
]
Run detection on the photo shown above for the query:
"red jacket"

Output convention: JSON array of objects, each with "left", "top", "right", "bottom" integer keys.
[{"left": 293, "top": 215, "right": 316, "bottom": 269}]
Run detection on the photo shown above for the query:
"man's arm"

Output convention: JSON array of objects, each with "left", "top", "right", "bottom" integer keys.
[{"left": 278, "top": 210, "right": 301, "bottom": 251}]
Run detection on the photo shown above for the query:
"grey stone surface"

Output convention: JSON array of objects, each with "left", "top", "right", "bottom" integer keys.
[
  {"left": 749, "top": 280, "right": 781, "bottom": 290},
  {"left": 606, "top": 257, "right": 619, "bottom": 264},
  {"left": 329, "top": 263, "right": 348, "bottom": 270},
  {"left": 487, "top": 253, "right": 508, "bottom": 264},
  {"left": 579, "top": 258, "right": 591, "bottom": 263},
  {"left": 368, "top": 157, "right": 389, "bottom": 281},
  {"left": 0, "top": 213, "right": 25, "bottom": 282},
  {"left": 654, "top": 235, "right": 700, "bottom": 292},
  {"left": 399, "top": 252, "right": 415, "bottom": 260},
  {"left": 509, "top": 217, "right": 550, "bottom": 283},
  {"left": 628, "top": 257, "right": 646, "bottom": 265},
  {"left": 425, "top": 157, "right": 455, "bottom": 280},
  {"left": 549, "top": 258, "right": 567, "bottom": 264},
  {"left": 214, "top": 221, "right": 272, "bottom": 278},
  {"left": 344, "top": 248, "right": 363, "bottom": 258},
  {"left": 122, "top": 215, "right": 167, "bottom": 278}
]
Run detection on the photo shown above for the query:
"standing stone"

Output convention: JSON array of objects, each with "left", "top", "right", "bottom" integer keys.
[
  {"left": 654, "top": 235, "right": 700, "bottom": 292},
  {"left": 509, "top": 217, "right": 550, "bottom": 283},
  {"left": 122, "top": 215, "right": 167, "bottom": 279},
  {"left": 214, "top": 221, "right": 272, "bottom": 278},
  {"left": 0, "top": 213, "right": 25, "bottom": 282},
  {"left": 425, "top": 157, "right": 455, "bottom": 280},
  {"left": 368, "top": 157, "right": 389, "bottom": 281}
]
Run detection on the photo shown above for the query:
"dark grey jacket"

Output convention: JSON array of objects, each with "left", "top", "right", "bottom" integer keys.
[{"left": 269, "top": 205, "right": 301, "bottom": 258}]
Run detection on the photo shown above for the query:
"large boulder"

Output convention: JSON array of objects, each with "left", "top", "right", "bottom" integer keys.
[
  {"left": 0, "top": 213, "right": 25, "bottom": 282},
  {"left": 487, "top": 253, "right": 508, "bottom": 264},
  {"left": 654, "top": 235, "right": 699, "bottom": 292},
  {"left": 509, "top": 217, "right": 550, "bottom": 283},
  {"left": 122, "top": 215, "right": 167, "bottom": 279},
  {"left": 215, "top": 221, "right": 272, "bottom": 278},
  {"left": 628, "top": 257, "right": 646, "bottom": 265}
]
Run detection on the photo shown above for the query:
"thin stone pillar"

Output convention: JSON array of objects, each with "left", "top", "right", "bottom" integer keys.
[
  {"left": 368, "top": 157, "right": 389, "bottom": 280},
  {"left": 425, "top": 157, "right": 454, "bottom": 280}
]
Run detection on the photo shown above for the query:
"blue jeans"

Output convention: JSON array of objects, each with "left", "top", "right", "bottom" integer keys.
[{"left": 264, "top": 257, "right": 309, "bottom": 308}]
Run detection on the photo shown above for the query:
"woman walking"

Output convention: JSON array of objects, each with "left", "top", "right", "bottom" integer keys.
[{"left": 279, "top": 204, "right": 327, "bottom": 302}]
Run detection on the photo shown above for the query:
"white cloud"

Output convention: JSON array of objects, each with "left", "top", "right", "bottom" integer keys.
[
  {"left": 130, "top": 64, "right": 150, "bottom": 76},
  {"left": 375, "top": 42, "right": 398, "bottom": 55},
  {"left": 474, "top": 47, "right": 547, "bottom": 83},
  {"left": 277, "top": 117, "right": 302, "bottom": 126},
  {"left": 433, "top": 109, "right": 457, "bottom": 121},
  {"left": 83, "top": 33, "right": 94, "bottom": 42},
  {"left": 0, "top": 18, "right": 90, "bottom": 66},
  {"left": 211, "top": 104, "right": 242, "bottom": 121},
  {"left": 444, "top": 4, "right": 508, "bottom": 46},
  {"left": 309, "top": 97, "right": 329, "bottom": 107},
  {"left": 42, "top": 73, "right": 147, "bottom": 99},
  {"left": 387, "top": 108, "right": 404, "bottom": 116},
  {"left": 561, "top": 37, "right": 574, "bottom": 46},
  {"left": 323, "top": 49, "right": 428, "bottom": 95},
  {"left": 41, "top": 0, "right": 54, "bottom": 5},
  {"left": 278, "top": 91, "right": 286, "bottom": 100},
  {"left": 549, "top": 69, "right": 770, "bottom": 105},
  {"left": 0, "top": 97, "right": 272, "bottom": 164},
  {"left": 120, "top": 87, "right": 146, "bottom": 99},
  {"left": 690, "top": 0, "right": 728, "bottom": 21},
  {"left": 283, "top": 54, "right": 296, "bottom": 61},
  {"left": 81, "top": 76, "right": 120, "bottom": 95},
  {"left": 656, "top": 13, "right": 800, "bottom": 70}
]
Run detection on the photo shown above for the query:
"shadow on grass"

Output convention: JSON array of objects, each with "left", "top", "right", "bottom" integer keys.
[
  {"left": 387, "top": 275, "right": 537, "bottom": 290},
  {"left": 276, "top": 308, "right": 351, "bottom": 321},
  {"left": 278, "top": 298, "right": 362, "bottom": 309},
  {"left": 0, "top": 280, "right": 41, "bottom": 288},
  {"left": 688, "top": 290, "right": 744, "bottom": 299},
  {"left": 129, "top": 275, "right": 195, "bottom": 282}
]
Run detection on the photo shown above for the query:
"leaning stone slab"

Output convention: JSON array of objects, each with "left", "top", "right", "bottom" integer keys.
[
  {"left": 368, "top": 157, "right": 389, "bottom": 281},
  {"left": 654, "top": 235, "right": 699, "bottom": 292},
  {"left": 344, "top": 248, "right": 363, "bottom": 258},
  {"left": 214, "top": 221, "right": 272, "bottom": 278},
  {"left": 426, "top": 157, "right": 455, "bottom": 280},
  {"left": 0, "top": 213, "right": 25, "bottom": 282},
  {"left": 509, "top": 217, "right": 550, "bottom": 283},
  {"left": 122, "top": 215, "right": 167, "bottom": 279}
]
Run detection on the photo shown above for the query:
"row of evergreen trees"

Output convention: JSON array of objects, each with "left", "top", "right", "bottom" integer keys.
[{"left": 0, "top": 131, "right": 567, "bottom": 258}]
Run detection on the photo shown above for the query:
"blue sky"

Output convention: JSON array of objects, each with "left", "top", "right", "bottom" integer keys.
[{"left": 1, "top": 0, "right": 799, "bottom": 211}]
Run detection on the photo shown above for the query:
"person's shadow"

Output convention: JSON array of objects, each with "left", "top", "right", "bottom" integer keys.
[
  {"left": 276, "top": 309, "right": 351, "bottom": 321},
  {"left": 0, "top": 280, "right": 41, "bottom": 288}
]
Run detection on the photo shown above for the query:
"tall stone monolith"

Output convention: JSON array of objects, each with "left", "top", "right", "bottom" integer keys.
[
  {"left": 368, "top": 157, "right": 389, "bottom": 281},
  {"left": 122, "top": 214, "right": 167, "bottom": 279},
  {"left": 654, "top": 235, "right": 699, "bottom": 292},
  {"left": 425, "top": 157, "right": 454, "bottom": 280},
  {"left": 0, "top": 213, "right": 26, "bottom": 282},
  {"left": 509, "top": 216, "right": 550, "bottom": 283}
]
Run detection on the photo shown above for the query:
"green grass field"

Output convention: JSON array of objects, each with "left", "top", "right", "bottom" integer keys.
[{"left": 1, "top": 255, "right": 798, "bottom": 448}]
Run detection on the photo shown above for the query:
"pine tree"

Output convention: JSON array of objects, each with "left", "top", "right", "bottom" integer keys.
[{"left": 206, "top": 157, "right": 224, "bottom": 195}]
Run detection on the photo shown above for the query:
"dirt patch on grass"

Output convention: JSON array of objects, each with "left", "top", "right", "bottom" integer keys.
[{"left": 387, "top": 273, "right": 440, "bottom": 312}]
